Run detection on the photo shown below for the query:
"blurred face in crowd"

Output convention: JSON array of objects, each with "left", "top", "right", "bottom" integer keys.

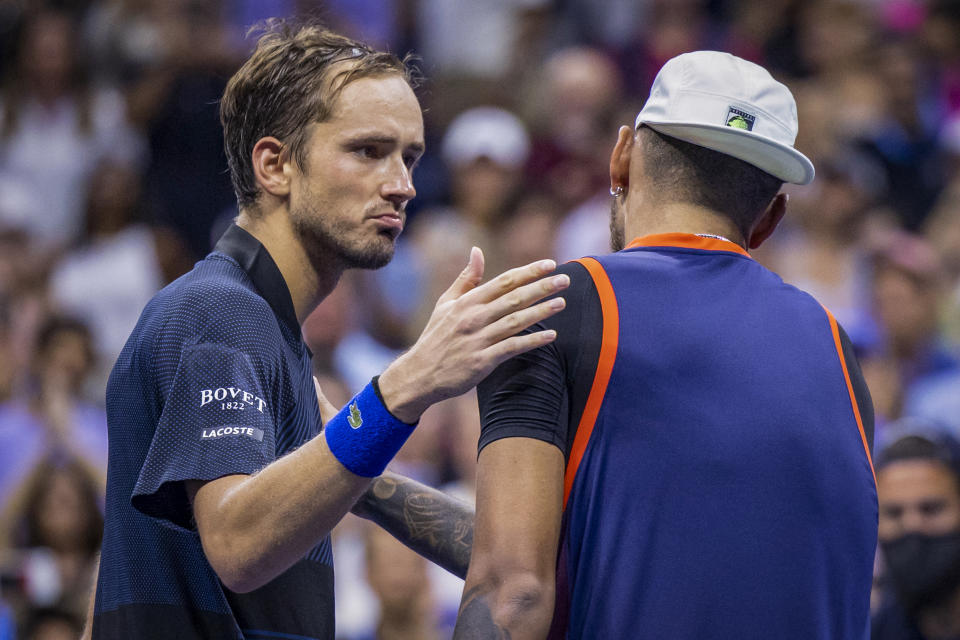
[
  {"left": 37, "top": 326, "right": 94, "bottom": 394},
  {"left": 31, "top": 466, "right": 101, "bottom": 553},
  {"left": 879, "top": 460, "right": 960, "bottom": 541},
  {"left": 20, "top": 12, "right": 75, "bottom": 99},
  {"left": 879, "top": 458, "right": 960, "bottom": 613},
  {"left": 289, "top": 73, "right": 424, "bottom": 271},
  {"left": 86, "top": 162, "right": 143, "bottom": 237},
  {"left": 451, "top": 157, "right": 519, "bottom": 226},
  {"left": 872, "top": 264, "right": 940, "bottom": 356}
]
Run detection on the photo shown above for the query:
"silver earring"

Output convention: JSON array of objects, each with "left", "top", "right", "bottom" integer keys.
[{"left": 610, "top": 186, "right": 624, "bottom": 197}]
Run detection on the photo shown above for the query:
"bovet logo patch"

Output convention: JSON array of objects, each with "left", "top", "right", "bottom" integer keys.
[{"left": 200, "top": 386, "right": 267, "bottom": 413}]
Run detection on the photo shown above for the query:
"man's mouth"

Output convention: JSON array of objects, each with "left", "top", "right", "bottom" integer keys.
[{"left": 370, "top": 212, "right": 404, "bottom": 234}]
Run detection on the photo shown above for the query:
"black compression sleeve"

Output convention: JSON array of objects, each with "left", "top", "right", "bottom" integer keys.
[
  {"left": 477, "top": 261, "right": 602, "bottom": 460},
  {"left": 838, "top": 323, "right": 875, "bottom": 456}
]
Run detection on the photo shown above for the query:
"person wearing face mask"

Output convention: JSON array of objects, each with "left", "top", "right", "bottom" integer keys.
[{"left": 874, "top": 431, "right": 960, "bottom": 640}]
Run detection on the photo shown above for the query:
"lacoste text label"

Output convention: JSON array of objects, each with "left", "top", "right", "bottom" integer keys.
[{"left": 201, "top": 426, "right": 265, "bottom": 441}]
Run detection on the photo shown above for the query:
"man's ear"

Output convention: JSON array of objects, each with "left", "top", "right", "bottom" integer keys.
[
  {"left": 609, "top": 126, "right": 634, "bottom": 194},
  {"left": 748, "top": 192, "right": 788, "bottom": 250},
  {"left": 251, "top": 137, "right": 291, "bottom": 198}
]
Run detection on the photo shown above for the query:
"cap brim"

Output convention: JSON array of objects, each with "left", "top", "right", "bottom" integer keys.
[{"left": 637, "top": 119, "right": 815, "bottom": 185}]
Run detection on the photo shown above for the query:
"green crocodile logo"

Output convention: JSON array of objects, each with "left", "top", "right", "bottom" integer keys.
[{"left": 348, "top": 401, "right": 363, "bottom": 429}]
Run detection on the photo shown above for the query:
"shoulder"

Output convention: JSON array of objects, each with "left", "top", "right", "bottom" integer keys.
[
  {"left": 556, "top": 259, "right": 599, "bottom": 304},
  {"left": 152, "top": 256, "right": 283, "bottom": 351}
]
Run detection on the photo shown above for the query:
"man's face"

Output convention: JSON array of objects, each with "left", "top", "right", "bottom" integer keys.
[
  {"left": 878, "top": 459, "right": 960, "bottom": 542},
  {"left": 872, "top": 265, "right": 939, "bottom": 352},
  {"left": 289, "top": 73, "right": 424, "bottom": 271}
]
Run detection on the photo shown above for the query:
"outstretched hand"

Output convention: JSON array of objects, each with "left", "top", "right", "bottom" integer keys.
[{"left": 378, "top": 248, "right": 569, "bottom": 423}]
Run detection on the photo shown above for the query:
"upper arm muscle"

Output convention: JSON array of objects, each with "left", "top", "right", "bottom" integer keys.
[{"left": 471, "top": 437, "right": 565, "bottom": 581}]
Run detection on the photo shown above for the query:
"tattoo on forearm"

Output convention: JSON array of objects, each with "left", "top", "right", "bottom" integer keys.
[
  {"left": 453, "top": 586, "right": 512, "bottom": 639},
  {"left": 354, "top": 474, "right": 474, "bottom": 578}
]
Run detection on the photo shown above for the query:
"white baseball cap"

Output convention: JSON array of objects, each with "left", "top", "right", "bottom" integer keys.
[
  {"left": 442, "top": 107, "right": 531, "bottom": 170},
  {"left": 635, "top": 51, "right": 815, "bottom": 185}
]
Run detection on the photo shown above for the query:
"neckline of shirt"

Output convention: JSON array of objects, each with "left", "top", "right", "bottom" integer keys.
[
  {"left": 624, "top": 232, "right": 751, "bottom": 258},
  {"left": 213, "top": 224, "right": 302, "bottom": 336}
]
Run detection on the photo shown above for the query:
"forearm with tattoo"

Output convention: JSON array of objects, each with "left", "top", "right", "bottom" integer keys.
[
  {"left": 453, "top": 585, "right": 512, "bottom": 639},
  {"left": 350, "top": 471, "right": 474, "bottom": 578}
]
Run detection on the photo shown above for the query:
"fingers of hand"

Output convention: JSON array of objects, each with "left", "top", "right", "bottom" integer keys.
[
  {"left": 481, "top": 329, "right": 559, "bottom": 372},
  {"left": 466, "top": 258, "right": 559, "bottom": 305},
  {"left": 437, "top": 246, "right": 486, "bottom": 305},
  {"left": 473, "top": 271, "right": 570, "bottom": 327},
  {"left": 482, "top": 296, "right": 566, "bottom": 344}
]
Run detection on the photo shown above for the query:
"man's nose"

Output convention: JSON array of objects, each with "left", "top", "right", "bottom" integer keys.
[
  {"left": 900, "top": 507, "right": 931, "bottom": 535},
  {"left": 382, "top": 158, "right": 416, "bottom": 206}
]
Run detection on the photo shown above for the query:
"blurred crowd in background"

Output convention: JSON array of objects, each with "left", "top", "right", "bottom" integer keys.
[{"left": 0, "top": 0, "right": 959, "bottom": 638}]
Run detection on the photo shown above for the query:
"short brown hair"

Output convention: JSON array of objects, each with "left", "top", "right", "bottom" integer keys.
[
  {"left": 221, "top": 20, "right": 418, "bottom": 209},
  {"left": 637, "top": 126, "right": 783, "bottom": 237}
]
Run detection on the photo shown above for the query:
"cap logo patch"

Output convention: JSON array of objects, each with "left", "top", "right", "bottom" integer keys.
[{"left": 726, "top": 106, "right": 756, "bottom": 131}]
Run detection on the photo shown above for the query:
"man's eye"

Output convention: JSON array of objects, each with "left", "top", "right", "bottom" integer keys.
[
  {"left": 403, "top": 154, "right": 419, "bottom": 169},
  {"left": 920, "top": 501, "right": 946, "bottom": 517},
  {"left": 881, "top": 505, "right": 903, "bottom": 520}
]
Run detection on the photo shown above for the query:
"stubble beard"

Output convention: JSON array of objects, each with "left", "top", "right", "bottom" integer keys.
[
  {"left": 292, "top": 203, "right": 397, "bottom": 274},
  {"left": 609, "top": 197, "right": 625, "bottom": 252}
]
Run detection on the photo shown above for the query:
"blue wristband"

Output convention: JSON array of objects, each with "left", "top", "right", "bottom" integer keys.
[{"left": 324, "top": 378, "right": 417, "bottom": 477}]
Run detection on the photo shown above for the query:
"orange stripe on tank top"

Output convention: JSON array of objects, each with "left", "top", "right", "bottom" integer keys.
[
  {"left": 564, "top": 258, "right": 619, "bottom": 508},
  {"left": 823, "top": 306, "right": 876, "bottom": 486}
]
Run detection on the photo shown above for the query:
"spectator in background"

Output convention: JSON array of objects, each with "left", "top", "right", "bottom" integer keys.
[
  {"left": 0, "top": 294, "right": 12, "bottom": 402},
  {"left": 414, "top": 0, "right": 549, "bottom": 80},
  {"left": 525, "top": 47, "right": 623, "bottom": 214},
  {"left": 855, "top": 38, "right": 948, "bottom": 231},
  {"left": 20, "top": 607, "right": 83, "bottom": 640},
  {"left": 405, "top": 106, "right": 531, "bottom": 339},
  {"left": 0, "top": 8, "right": 143, "bottom": 247},
  {"left": 0, "top": 316, "right": 106, "bottom": 509},
  {"left": 49, "top": 159, "right": 190, "bottom": 384},
  {"left": 528, "top": 47, "right": 628, "bottom": 262},
  {"left": 121, "top": 0, "right": 240, "bottom": 259},
  {"left": 499, "top": 190, "right": 563, "bottom": 270},
  {"left": 361, "top": 524, "right": 440, "bottom": 640},
  {"left": 0, "top": 457, "right": 103, "bottom": 629},
  {"left": 0, "top": 227, "right": 54, "bottom": 403},
  {"left": 874, "top": 432, "right": 960, "bottom": 640},
  {"left": 866, "top": 232, "right": 960, "bottom": 441}
]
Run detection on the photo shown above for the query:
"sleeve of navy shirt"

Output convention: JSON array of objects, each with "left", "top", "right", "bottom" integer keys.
[
  {"left": 131, "top": 279, "right": 283, "bottom": 531},
  {"left": 478, "top": 261, "right": 601, "bottom": 460}
]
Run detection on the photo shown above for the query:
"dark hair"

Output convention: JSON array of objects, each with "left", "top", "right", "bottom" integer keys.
[
  {"left": 35, "top": 315, "right": 94, "bottom": 362},
  {"left": 637, "top": 126, "right": 783, "bottom": 237},
  {"left": 878, "top": 433, "right": 960, "bottom": 481},
  {"left": 19, "top": 457, "right": 103, "bottom": 554},
  {"left": 220, "top": 19, "right": 418, "bottom": 210}
]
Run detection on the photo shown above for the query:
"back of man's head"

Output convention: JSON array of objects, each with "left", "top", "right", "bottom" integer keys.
[
  {"left": 636, "top": 125, "right": 784, "bottom": 237},
  {"left": 632, "top": 51, "right": 813, "bottom": 236}
]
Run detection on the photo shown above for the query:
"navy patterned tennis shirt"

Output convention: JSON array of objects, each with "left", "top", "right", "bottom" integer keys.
[{"left": 93, "top": 224, "right": 334, "bottom": 640}]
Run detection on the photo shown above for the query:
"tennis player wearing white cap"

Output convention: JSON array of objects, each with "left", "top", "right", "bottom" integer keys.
[{"left": 454, "top": 51, "right": 876, "bottom": 640}]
